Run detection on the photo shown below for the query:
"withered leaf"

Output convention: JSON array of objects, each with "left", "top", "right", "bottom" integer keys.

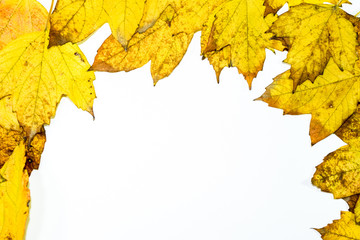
[
  {"left": 260, "top": 59, "right": 360, "bottom": 144},
  {"left": 201, "top": 0, "right": 284, "bottom": 88},
  {"left": 270, "top": 2, "right": 358, "bottom": 89}
]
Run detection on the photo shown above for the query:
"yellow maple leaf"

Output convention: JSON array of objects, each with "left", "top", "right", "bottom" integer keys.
[
  {"left": 137, "top": 0, "right": 174, "bottom": 33},
  {"left": 50, "top": 0, "right": 151, "bottom": 47},
  {"left": 0, "top": 142, "right": 30, "bottom": 240},
  {"left": 201, "top": 0, "right": 284, "bottom": 88},
  {"left": 49, "top": 0, "right": 107, "bottom": 46},
  {"left": 0, "top": 28, "right": 96, "bottom": 138},
  {"left": 316, "top": 211, "right": 360, "bottom": 240},
  {"left": 270, "top": 3, "right": 358, "bottom": 89},
  {"left": 92, "top": 0, "right": 224, "bottom": 84},
  {"left": 265, "top": 0, "right": 345, "bottom": 14},
  {"left": 50, "top": 0, "right": 220, "bottom": 48},
  {"left": 0, "top": 0, "right": 47, "bottom": 50},
  {"left": 104, "top": 0, "right": 145, "bottom": 48},
  {"left": 259, "top": 58, "right": 360, "bottom": 144},
  {"left": 312, "top": 106, "right": 360, "bottom": 199}
]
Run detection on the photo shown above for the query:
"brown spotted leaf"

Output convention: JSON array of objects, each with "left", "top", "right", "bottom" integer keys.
[
  {"left": 312, "top": 106, "right": 360, "bottom": 199},
  {"left": 260, "top": 59, "right": 360, "bottom": 144},
  {"left": 92, "top": 0, "right": 225, "bottom": 84},
  {"left": 270, "top": 2, "right": 358, "bottom": 89},
  {"left": 201, "top": 0, "right": 284, "bottom": 88}
]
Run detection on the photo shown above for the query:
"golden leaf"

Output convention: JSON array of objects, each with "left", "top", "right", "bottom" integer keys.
[
  {"left": 0, "top": 142, "right": 30, "bottom": 240},
  {"left": 312, "top": 106, "right": 360, "bottom": 199},
  {"left": 0, "top": 29, "right": 95, "bottom": 138},
  {"left": 201, "top": 0, "right": 284, "bottom": 88},
  {"left": 104, "top": 0, "right": 145, "bottom": 48},
  {"left": 260, "top": 59, "right": 360, "bottom": 144},
  {"left": 49, "top": 0, "right": 107, "bottom": 46},
  {"left": 265, "top": 0, "right": 343, "bottom": 14},
  {"left": 316, "top": 211, "right": 360, "bottom": 240},
  {"left": 50, "top": 0, "right": 147, "bottom": 47},
  {"left": 0, "top": 96, "right": 45, "bottom": 174},
  {"left": 0, "top": 0, "right": 47, "bottom": 50},
  {"left": 270, "top": 3, "right": 358, "bottom": 89},
  {"left": 137, "top": 0, "right": 173, "bottom": 33},
  {"left": 92, "top": 1, "right": 224, "bottom": 84}
]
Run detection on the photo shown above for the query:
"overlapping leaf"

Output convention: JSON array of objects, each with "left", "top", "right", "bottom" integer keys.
[
  {"left": 0, "top": 142, "right": 29, "bottom": 240},
  {"left": 264, "top": 0, "right": 343, "bottom": 14},
  {"left": 0, "top": 96, "right": 45, "bottom": 174},
  {"left": 201, "top": 0, "right": 284, "bottom": 88},
  {"left": 316, "top": 211, "right": 360, "bottom": 239},
  {"left": 0, "top": 28, "right": 96, "bottom": 138},
  {"left": 50, "top": 0, "right": 169, "bottom": 47},
  {"left": 0, "top": 0, "right": 47, "bottom": 50},
  {"left": 92, "top": 0, "right": 225, "bottom": 84},
  {"left": 260, "top": 59, "right": 360, "bottom": 144},
  {"left": 49, "top": 0, "right": 107, "bottom": 46},
  {"left": 312, "top": 106, "right": 360, "bottom": 198},
  {"left": 270, "top": 2, "right": 358, "bottom": 89}
]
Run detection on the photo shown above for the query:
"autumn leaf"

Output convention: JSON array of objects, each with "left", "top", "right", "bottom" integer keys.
[
  {"left": 92, "top": 0, "right": 224, "bottom": 84},
  {"left": 264, "top": 0, "right": 343, "bottom": 14},
  {"left": 201, "top": 0, "right": 284, "bottom": 88},
  {"left": 312, "top": 106, "right": 360, "bottom": 199},
  {"left": 50, "top": 0, "right": 151, "bottom": 47},
  {"left": 0, "top": 142, "right": 30, "bottom": 240},
  {"left": 0, "top": 27, "right": 96, "bottom": 138},
  {"left": 0, "top": 96, "right": 45, "bottom": 174},
  {"left": 105, "top": 0, "right": 145, "bottom": 48},
  {"left": 49, "top": 0, "right": 107, "bottom": 46},
  {"left": 137, "top": 0, "right": 174, "bottom": 33},
  {"left": 316, "top": 211, "right": 360, "bottom": 239},
  {"left": 259, "top": 58, "right": 360, "bottom": 144},
  {"left": 0, "top": 0, "right": 47, "bottom": 50},
  {"left": 270, "top": 2, "right": 358, "bottom": 89}
]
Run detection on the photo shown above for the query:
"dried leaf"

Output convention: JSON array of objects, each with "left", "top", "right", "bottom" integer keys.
[
  {"left": 260, "top": 59, "right": 359, "bottom": 144},
  {"left": 0, "top": 96, "right": 45, "bottom": 173},
  {"left": 201, "top": 0, "right": 284, "bottom": 88},
  {"left": 312, "top": 107, "right": 360, "bottom": 202},
  {"left": 92, "top": 1, "right": 224, "bottom": 84},
  {"left": 270, "top": 3, "right": 358, "bottom": 89},
  {"left": 316, "top": 211, "right": 360, "bottom": 239}
]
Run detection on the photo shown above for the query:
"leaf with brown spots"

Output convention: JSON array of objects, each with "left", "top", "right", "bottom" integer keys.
[
  {"left": 0, "top": 96, "right": 45, "bottom": 174},
  {"left": 312, "top": 106, "right": 360, "bottom": 200},
  {"left": 259, "top": 58, "right": 360, "bottom": 144},
  {"left": 270, "top": 2, "right": 358, "bottom": 89},
  {"left": 92, "top": 0, "right": 225, "bottom": 85},
  {"left": 201, "top": 0, "right": 284, "bottom": 88}
]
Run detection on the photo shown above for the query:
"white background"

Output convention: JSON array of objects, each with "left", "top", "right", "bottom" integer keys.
[{"left": 26, "top": 1, "right": 360, "bottom": 239}]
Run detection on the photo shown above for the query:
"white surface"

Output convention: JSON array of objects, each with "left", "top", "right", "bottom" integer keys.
[{"left": 26, "top": 2, "right": 359, "bottom": 240}]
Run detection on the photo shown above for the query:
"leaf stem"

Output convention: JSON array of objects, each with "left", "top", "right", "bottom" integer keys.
[{"left": 45, "top": 0, "right": 55, "bottom": 30}]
